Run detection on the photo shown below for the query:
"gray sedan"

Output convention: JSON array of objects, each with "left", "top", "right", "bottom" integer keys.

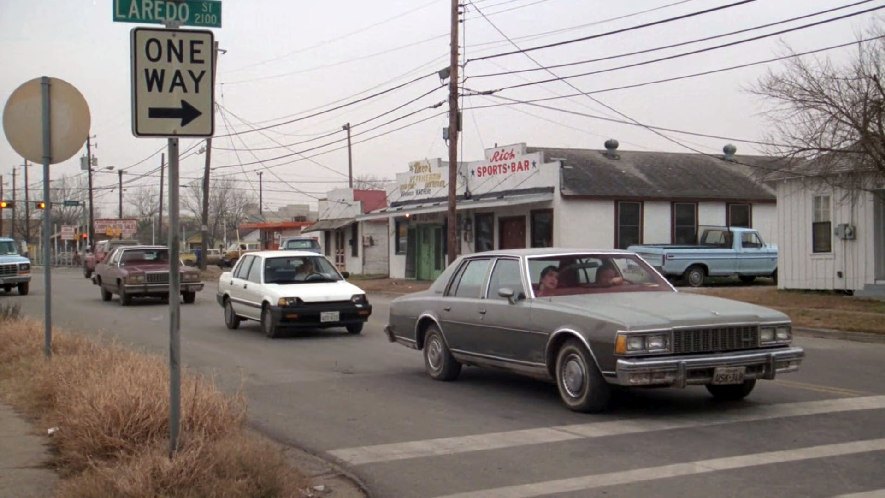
[{"left": 385, "top": 249, "right": 804, "bottom": 412}]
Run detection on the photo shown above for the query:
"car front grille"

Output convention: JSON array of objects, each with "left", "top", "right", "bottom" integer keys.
[
  {"left": 672, "top": 325, "right": 759, "bottom": 354},
  {"left": 145, "top": 272, "right": 169, "bottom": 284},
  {"left": 0, "top": 264, "right": 18, "bottom": 277}
]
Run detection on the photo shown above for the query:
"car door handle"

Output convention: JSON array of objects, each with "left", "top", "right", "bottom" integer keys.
[
  {"left": 478, "top": 309, "right": 487, "bottom": 315},
  {"left": 243, "top": 284, "right": 248, "bottom": 289},
  {"left": 443, "top": 306, "right": 451, "bottom": 311}
]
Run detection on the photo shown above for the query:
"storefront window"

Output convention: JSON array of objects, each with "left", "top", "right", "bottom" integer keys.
[
  {"left": 530, "top": 209, "right": 553, "bottom": 248},
  {"left": 475, "top": 213, "right": 494, "bottom": 252},
  {"left": 395, "top": 220, "right": 408, "bottom": 254}
]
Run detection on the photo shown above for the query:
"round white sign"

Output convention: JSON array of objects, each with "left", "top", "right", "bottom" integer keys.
[{"left": 3, "top": 76, "right": 90, "bottom": 164}]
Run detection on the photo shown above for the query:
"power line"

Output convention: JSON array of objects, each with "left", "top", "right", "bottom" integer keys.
[
  {"left": 466, "top": 0, "right": 757, "bottom": 64},
  {"left": 467, "top": 0, "right": 877, "bottom": 79}
]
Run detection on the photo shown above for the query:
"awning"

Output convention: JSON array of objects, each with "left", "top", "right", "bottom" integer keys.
[
  {"left": 357, "top": 192, "right": 554, "bottom": 221},
  {"left": 301, "top": 218, "right": 355, "bottom": 233}
]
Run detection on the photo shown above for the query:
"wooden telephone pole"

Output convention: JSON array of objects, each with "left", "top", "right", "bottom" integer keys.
[{"left": 446, "top": 0, "right": 460, "bottom": 265}]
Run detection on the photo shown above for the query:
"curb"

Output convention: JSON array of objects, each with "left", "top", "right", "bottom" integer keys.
[{"left": 794, "top": 327, "right": 885, "bottom": 343}]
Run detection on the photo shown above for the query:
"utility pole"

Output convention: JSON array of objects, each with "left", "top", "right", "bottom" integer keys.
[
  {"left": 86, "top": 135, "right": 95, "bottom": 247},
  {"left": 0, "top": 175, "right": 4, "bottom": 237},
  {"left": 446, "top": 0, "right": 460, "bottom": 264},
  {"left": 118, "top": 169, "right": 124, "bottom": 219},
  {"left": 11, "top": 169, "right": 16, "bottom": 241},
  {"left": 199, "top": 41, "right": 220, "bottom": 270},
  {"left": 343, "top": 122, "right": 353, "bottom": 188},
  {"left": 258, "top": 171, "right": 263, "bottom": 217},
  {"left": 23, "top": 160, "right": 30, "bottom": 249},
  {"left": 158, "top": 153, "right": 165, "bottom": 245}
]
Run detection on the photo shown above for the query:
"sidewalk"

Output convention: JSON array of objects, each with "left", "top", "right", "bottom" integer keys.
[{"left": 0, "top": 402, "right": 57, "bottom": 497}]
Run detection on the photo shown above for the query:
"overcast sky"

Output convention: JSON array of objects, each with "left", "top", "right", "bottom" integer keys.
[{"left": 1, "top": 0, "right": 881, "bottom": 213}]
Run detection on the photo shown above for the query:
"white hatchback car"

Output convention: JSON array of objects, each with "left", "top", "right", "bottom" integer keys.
[{"left": 217, "top": 251, "right": 371, "bottom": 338}]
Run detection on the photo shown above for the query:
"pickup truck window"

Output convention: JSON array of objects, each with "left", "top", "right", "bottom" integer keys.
[{"left": 741, "top": 232, "right": 763, "bottom": 249}]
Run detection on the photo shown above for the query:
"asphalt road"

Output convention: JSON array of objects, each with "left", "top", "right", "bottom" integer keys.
[{"left": 5, "top": 268, "right": 885, "bottom": 498}]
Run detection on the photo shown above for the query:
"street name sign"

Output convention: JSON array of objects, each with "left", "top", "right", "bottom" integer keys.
[
  {"left": 131, "top": 27, "right": 214, "bottom": 138},
  {"left": 62, "top": 200, "right": 80, "bottom": 207},
  {"left": 113, "top": 0, "right": 222, "bottom": 28}
]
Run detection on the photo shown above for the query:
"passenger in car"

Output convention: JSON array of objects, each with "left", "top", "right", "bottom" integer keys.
[
  {"left": 596, "top": 265, "right": 625, "bottom": 286},
  {"left": 536, "top": 265, "right": 559, "bottom": 297}
]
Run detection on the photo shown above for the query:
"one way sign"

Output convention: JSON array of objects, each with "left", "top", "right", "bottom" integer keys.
[{"left": 131, "top": 27, "right": 214, "bottom": 137}]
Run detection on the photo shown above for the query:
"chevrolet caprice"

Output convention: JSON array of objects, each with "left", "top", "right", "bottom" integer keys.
[{"left": 385, "top": 249, "right": 804, "bottom": 412}]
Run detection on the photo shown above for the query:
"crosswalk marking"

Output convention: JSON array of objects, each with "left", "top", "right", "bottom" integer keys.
[
  {"left": 435, "top": 438, "right": 885, "bottom": 498},
  {"left": 328, "top": 395, "right": 885, "bottom": 465}
]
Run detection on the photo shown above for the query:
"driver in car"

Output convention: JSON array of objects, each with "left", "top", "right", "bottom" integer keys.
[{"left": 295, "top": 259, "right": 316, "bottom": 281}]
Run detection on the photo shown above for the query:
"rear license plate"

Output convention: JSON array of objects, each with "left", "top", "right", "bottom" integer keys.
[
  {"left": 320, "top": 311, "right": 339, "bottom": 323},
  {"left": 712, "top": 366, "right": 746, "bottom": 385}
]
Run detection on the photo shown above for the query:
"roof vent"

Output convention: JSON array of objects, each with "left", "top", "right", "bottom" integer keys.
[
  {"left": 723, "top": 143, "right": 737, "bottom": 161},
  {"left": 603, "top": 139, "right": 620, "bottom": 160}
]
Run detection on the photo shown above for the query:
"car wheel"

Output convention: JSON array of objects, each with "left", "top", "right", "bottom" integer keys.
[
  {"left": 346, "top": 323, "right": 363, "bottom": 335},
  {"left": 17, "top": 282, "right": 29, "bottom": 296},
  {"left": 261, "top": 306, "right": 279, "bottom": 338},
  {"left": 3, "top": 285, "right": 12, "bottom": 293},
  {"left": 684, "top": 265, "right": 706, "bottom": 287},
  {"left": 182, "top": 291, "right": 196, "bottom": 304},
  {"left": 118, "top": 285, "right": 131, "bottom": 306},
  {"left": 423, "top": 325, "right": 461, "bottom": 381},
  {"left": 100, "top": 286, "right": 112, "bottom": 302},
  {"left": 83, "top": 267, "right": 92, "bottom": 278},
  {"left": 771, "top": 269, "right": 778, "bottom": 284},
  {"left": 224, "top": 299, "right": 240, "bottom": 330},
  {"left": 739, "top": 275, "right": 756, "bottom": 284},
  {"left": 706, "top": 379, "right": 756, "bottom": 401},
  {"left": 555, "top": 339, "right": 611, "bottom": 413}
]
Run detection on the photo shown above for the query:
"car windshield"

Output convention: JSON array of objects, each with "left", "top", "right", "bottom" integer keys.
[
  {"left": 284, "top": 239, "right": 317, "bottom": 250},
  {"left": 121, "top": 248, "right": 168, "bottom": 265},
  {"left": 263, "top": 255, "right": 341, "bottom": 284},
  {"left": 0, "top": 241, "right": 19, "bottom": 255},
  {"left": 528, "top": 253, "right": 671, "bottom": 297}
]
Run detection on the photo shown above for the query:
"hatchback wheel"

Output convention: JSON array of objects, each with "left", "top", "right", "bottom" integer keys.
[
  {"left": 261, "top": 307, "right": 279, "bottom": 338},
  {"left": 423, "top": 325, "right": 461, "bottom": 381},
  {"left": 346, "top": 323, "right": 363, "bottom": 335},
  {"left": 224, "top": 299, "right": 241, "bottom": 330},
  {"left": 555, "top": 339, "right": 610, "bottom": 412}
]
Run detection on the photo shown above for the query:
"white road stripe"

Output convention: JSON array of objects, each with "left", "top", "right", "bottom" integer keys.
[
  {"left": 436, "top": 438, "right": 885, "bottom": 498},
  {"left": 328, "top": 395, "right": 885, "bottom": 465},
  {"left": 833, "top": 490, "right": 885, "bottom": 498}
]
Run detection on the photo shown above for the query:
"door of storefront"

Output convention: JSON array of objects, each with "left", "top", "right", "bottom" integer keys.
[
  {"left": 499, "top": 216, "right": 526, "bottom": 249},
  {"left": 334, "top": 230, "right": 346, "bottom": 270},
  {"left": 416, "top": 224, "right": 445, "bottom": 281}
]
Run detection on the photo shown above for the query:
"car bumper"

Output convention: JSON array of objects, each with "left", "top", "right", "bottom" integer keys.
[
  {"left": 122, "top": 282, "right": 204, "bottom": 296},
  {"left": 0, "top": 275, "right": 30, "bottom": 285},
  {"left": 269, "top": 302, "right": 372, "bottom": 329},
  {"left": 614, "top": 346, "right": 804, "bottom": 387}
]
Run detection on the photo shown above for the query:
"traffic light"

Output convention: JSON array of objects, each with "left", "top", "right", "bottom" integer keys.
[
  {"left": 81, "top": 233, "right": 88, "bottom": 240},
  {"left": 35, "top": 201, "right": 47, "bottom": 209},
  {"left": 0, "top": 200, "right": 13, "bottom": 209}
]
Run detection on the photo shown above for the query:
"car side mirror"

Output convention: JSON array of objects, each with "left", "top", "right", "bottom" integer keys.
[
  {"left": 497, "top": 287, "right": 518, "bottom": 304},
  {"left": 341, "top": 271, "right": 350, "bottom": 279}
]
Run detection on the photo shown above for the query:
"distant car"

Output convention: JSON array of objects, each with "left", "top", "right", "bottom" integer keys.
[
  {"left": 0, "top": 237, "right": 30, "bottom": 295},
  {"left": 216, "top": 251, "right": 371, "bottom": 338},
  {"left": 53, "top": 251, "right": 76, "bottom": 266},
  {"left": 220, "top": 242, "right": 261, "bottom": 268},
  {"left": 280, "top": 237, "right": 321, "bottom": 253},
  {"left": 83, "top": 239, "right": 138, "bottom": 278},
  {"left": 385, "top": 248, "right": 804, "bottom": 412},
  {"left": 93, "top": 245, "right": 204, "bottom": 305}
]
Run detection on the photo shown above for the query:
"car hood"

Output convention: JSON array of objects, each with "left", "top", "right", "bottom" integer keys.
[
  {"left": 121, "top": 264, "right": 195, "bottom": 273},
  {"left": 543, "top": 291, "right": 788, "bottom": 329},
  {"left": 263, "top": 280, "right": 366, "bottom": 303},
  {"left": 0, "top": 255, "right": 29, "bottom": 264}
]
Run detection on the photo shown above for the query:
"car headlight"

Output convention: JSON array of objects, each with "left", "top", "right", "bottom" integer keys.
[
  {"left": 278, "top": 296, "right": 303, "bottom": 307},
  {"left": 760, "top": 324, "right": 791, "bottom": 345},
  {"left": 182, "top": 273, "right": 200, "bottom": 282},
  {"left": 125, "top": 275, "right": 144, "bottom": 284},
  {"left": 351, "top": 294, "right": 368, "bottom": 305},
  {"left": 19, "top": 263, "right": 30, "bottom": 273},
  {"left": 616, "top": 331, "right": 672, "bottom": 355},
  {"left": 760, "top": 326, "right": 775, "bottom": 342}
]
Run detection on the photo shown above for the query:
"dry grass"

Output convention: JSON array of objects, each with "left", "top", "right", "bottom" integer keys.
[
  {"left": 0, "top": 306, "right": 308, "bottom": 497},
  {"left": 694, "top": 287, "right": 885, "bottom": 334}
]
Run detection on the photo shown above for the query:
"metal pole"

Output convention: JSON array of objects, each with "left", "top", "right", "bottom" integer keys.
[
  {"left": 118, "top": 169, "right": 123, "bottom": 219},
  {"left": 87, "top": 136, "right": 95, "bottom": 247},
  {"left": 40, "top": 76, "right": 52, "bottom": 358},
  {"left": 168, "top": 138, "right": 181, "bottom": 456},
  {"left": 11, "top": 169, "right": 16, "bottom": 241},
  {"left": 446, "top": 0, "right": 460, "bottom": 264},
  {"left": 343, "top": 123, "right": 353, "bottom": 188},
  {"left": 258, "top": 172, "right": 263, "bottom": 216},
  {"left": 24, "top": 160, "right": 30, "bottom": 251},
  {"left": 0, "top": 175, "right": 4, "bottom": 237},
  {"left": 158, "top": 153, "right": 164, "bottom": 245}
]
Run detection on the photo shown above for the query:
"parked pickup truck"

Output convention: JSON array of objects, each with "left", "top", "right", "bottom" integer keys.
[
  {"left": 627, "top": 226, "right": 777, "bottom": 287},
  {"left": 83, "top": 239, "right": 138, "bottom": 278},
  {"left": 93, "top": 245, "right": 204, "bottom": 305},
  {"left": 0, "top": 237, "right": 31, "bottom": 295}
]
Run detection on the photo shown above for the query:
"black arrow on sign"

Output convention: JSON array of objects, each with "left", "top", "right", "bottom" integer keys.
[{"left": 148, "top": 100, "right": 201, "bottom": 126}]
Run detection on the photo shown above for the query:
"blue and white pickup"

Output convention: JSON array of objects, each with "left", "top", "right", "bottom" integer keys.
[
  {"left": 627, "top": 227, "right": 777, "bottom": 287},
  {"left": 0, "top": 237, "right": 31, "bottom": 295}
]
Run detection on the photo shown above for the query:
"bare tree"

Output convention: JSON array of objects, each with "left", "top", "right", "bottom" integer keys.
[
  {"left": 353, "top": 174, "right": 394, "bottom": 191},
  {"left": 48, "top": 174, "right": 87, "bottom": 228},
  {"left": 751, "top": 29, "right": 885, "bottom": 190},
  {"left": 182, "top": 177, "right": 256, "bottom": 248}
]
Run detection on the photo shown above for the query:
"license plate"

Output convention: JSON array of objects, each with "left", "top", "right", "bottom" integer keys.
[
  {"left": 320, "top": 311, "right": 339, "bottom": 323},
  {"left": 712, "top": 366, "right": 746, "bottom": 385}
]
